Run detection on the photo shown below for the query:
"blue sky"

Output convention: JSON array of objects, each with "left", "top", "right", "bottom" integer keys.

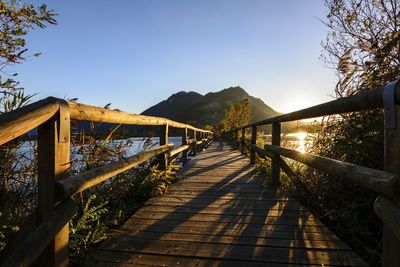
[{"left": 15, "top": 0, "right": 336, "bottom": 114}]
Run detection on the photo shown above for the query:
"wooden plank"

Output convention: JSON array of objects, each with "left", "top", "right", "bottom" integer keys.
[
  {"left": 156, "top": 194, "right": 291, "bottom": 201},
  {"left": 95, "top": 239, "right": 366, "bottom": 266},
  {"left": 130, "top": 211, "right": 324, "bottom": 226},
  {"left": 119, "top": 218, "right": 335, "bottom": 233},
  {"left": 136, "top": 205, "right": 309, "bottom": 215},
  {"left": 145, "top": 197, "right": 300, "bottom": 207},
  {"left": 106, "top": 231, "right": 349, "bottom": 250},
  {"left": 86, "top": 251, "right": 311, "bottom": 267},
  {"left": 88, "top": 141, "right": 366, "bottom": 266},
  {"left": 112, "top": 223, "right": 341, "bottom": 242}
]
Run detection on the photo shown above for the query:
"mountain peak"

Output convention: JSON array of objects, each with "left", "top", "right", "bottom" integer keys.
[
  {"left": 167, "top": 91, "right": 202, "bottom": 103},
  {"left": 221, "top": 86, "right": 248, "bottom": 95},
  {"left": 142, "top": 86, "right": 278, "bottom": 127}
]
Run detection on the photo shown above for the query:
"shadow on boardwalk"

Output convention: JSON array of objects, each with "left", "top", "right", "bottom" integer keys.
[{"left": 87, "top": 141, "right": 367, "bottom": 266}]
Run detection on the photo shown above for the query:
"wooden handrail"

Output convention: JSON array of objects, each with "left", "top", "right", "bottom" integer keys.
[
  {"left": 169, "top": 144, "right": 191, "bottom": 158},
  {"left": 263, "top": 144, "right": 400, "bottom": 200},
  {"left": 0, "top": 96, "right": 213, "bottom": 267},
  {"left": 225, "top": 80, "right": 400, "bottom": 266},
  {"left": 55, "top": 144, "right": 173, "bottom": 201},
  {"left": 0, "top": 97, "right": 212, "bottom": 147},
  {"left": 0, "top": 97, "right": 63, "bottom": 146},
  {"left": 229, "top": 80, "right": 400, "bottom": 131},
  {"left": 68, "top": 101, "right": 211, "bottom": 133}
]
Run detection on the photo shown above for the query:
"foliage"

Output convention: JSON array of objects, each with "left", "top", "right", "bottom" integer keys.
[
  {"left": 69, "top": 194, "right": 108, "bottom": 260},
  {"left": 203, "top": 124, "right": 214, "bottom": 133},
  {"left": 255, "top": 2, "right": 399, "bottom": 265},
  {"left": 0, "top": 2, "right": 56, "bottom": 250},
  {"left": 219, "top": 99, "right": 251, "bottom": 132},
  {"left": 0, "top": 90, "right": 38, "bottom": 253},
  {"left": 68, "top": 121, "right": 180, "bottom": 263},
  {"left": 279, "top": 1, "right": 400, "bottom": 265},
  {"left": 254, "top": 157, "right": 271, "bottom": 178},
  {"left": 0, "top": 0, "right": 56, "bottom": 68},
  {"left": 321, "top": 0, "right": 400, "bottom": 94}
]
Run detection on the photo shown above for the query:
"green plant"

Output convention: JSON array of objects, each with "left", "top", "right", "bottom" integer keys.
[
  {"left": 219, "top": 99, "right": 251, "bottom": 132},
  {"left": 135, "top": 159, "right": 179, "bottom": 199},
  {"left": 69, "top": 194, "right": 108, "bottom": 262},
  {"left": 0, "top": 0, "right": 56, "bottom": 253}
]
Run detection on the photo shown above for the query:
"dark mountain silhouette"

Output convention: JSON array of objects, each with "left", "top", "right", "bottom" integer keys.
[
  {"left": 70, "top": 87, "right": 287, "bottom": 137},
  {"left": 141, "top": 86, "right": 279, "bottom": 127}
]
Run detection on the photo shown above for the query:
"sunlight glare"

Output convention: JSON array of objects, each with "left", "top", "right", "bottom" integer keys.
[{"left": 295, "top": 132, "right": 307, "bottom": 153}]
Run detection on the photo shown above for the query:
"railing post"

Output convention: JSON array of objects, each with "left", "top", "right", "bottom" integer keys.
[
  {"left": 200, "top": 132, "right": 204, "bottom": 150},
  {"left": 159, "top": 124, "right": 169, "bottom": 169},
  {"left": 382, "top": 84, "right": 400, "bottom": 266},
  {"left": 240, "top": 128, "right": 245, "bottom": 155},
  {"left": 234, "top": 129, "right": 239, "bottom": 149},
  {"left": 37, "top": 103, "right": 70, "bottom": 267},
  {"left": 193, "top": 130, "right": 197, "bottom": 156},
  {"left": 182, "top": 127, "right": 188, "bottom": 164},
  {"left": 271, "top": 122, "right": 281, "bottom": 185},
  {"left": 250, "top": 126, "right": 257, "bottom": 164}
]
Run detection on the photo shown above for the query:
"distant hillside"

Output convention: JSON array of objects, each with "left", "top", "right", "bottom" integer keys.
[{"left": 141, "top": 86, "right": 279, "bottom": 128}]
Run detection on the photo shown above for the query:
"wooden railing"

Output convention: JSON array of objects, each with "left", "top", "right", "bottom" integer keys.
[
  {"left": 0, "top": 97, "right": 212, "bottom": 267},
  {"left": 225, "top": 80, "right": 400, "bottom": 267}
]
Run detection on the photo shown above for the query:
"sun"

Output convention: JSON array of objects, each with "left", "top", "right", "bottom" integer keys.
[{"left": 295, "top": 132, "right": 308, "bottom": 153}]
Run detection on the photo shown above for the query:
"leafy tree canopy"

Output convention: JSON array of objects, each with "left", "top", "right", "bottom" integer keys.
[
  {"left": 322, "top": 0, "right": 400, "bottom": 96},
  {"left": 0, "top": 0, "right": 56, "bottom": 113},
  {"left": 219, "top": 99, "right": 251, "bottom": 131}
]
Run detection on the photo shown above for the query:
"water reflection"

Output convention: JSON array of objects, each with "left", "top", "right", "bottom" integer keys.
[
  {"left": 263, "top": 132, "right": 313, "bottom": 153},
  {"left": 285, "top": 132, "right": 308, "bottom": 153}
]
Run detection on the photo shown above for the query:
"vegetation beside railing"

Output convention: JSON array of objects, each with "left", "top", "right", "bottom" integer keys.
[
  {"left": 225, "top": 80, "right": 400, "bottom": 267},
  {"left": 0, "top": 97, "right": 212, "bottom": 267}
]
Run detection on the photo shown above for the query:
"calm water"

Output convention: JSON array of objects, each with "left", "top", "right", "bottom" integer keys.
[
  {"left": 263, "top": 132, "right": 314, "bottom": 153},
  {"left": 17, "top": 137, "right": 184, "bottom": 160},
  {"left": 18, "top": 133, "right": 311, "bottom": 159}
]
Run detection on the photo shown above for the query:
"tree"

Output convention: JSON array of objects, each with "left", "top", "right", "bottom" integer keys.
[
  {"left": 306, "top": 1, "right": 400, "bottom": 265},
  {"left": 0, "top": 0, "right": 57, "bottom": 113},
  {"left": 0, "top": 0, "right": 56, "bottom": 252},
  {"left": 322, "top": 0, "right": 399, "bottom": 95},
  {"left": 220, "top": 99, "right": 251, "bottom": 131}
]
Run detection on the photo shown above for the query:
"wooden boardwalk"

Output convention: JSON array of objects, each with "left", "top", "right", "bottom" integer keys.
[{"left": 88, "top": 141, "right": 367, "bottom": 266}]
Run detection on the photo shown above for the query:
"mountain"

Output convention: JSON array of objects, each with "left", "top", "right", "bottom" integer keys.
[{"left": 141, "top": 86, "right": 279, "bottom": 128}]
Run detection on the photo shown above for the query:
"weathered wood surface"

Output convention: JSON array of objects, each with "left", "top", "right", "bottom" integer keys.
[
  {"left": 87, "top": 141, "right": 366, "bottom": 266},
  {"left": 68, "top": 101, "right": 211, "bottom": 133}
]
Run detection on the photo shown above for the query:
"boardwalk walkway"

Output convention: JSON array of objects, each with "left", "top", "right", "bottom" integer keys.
[{"left": 88, "top": 141, "right": 366, "bottom": 266}]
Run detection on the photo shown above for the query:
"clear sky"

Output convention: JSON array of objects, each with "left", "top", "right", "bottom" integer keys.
[{"left": 15, "top": 0, "right": 337, "bottom": 114}]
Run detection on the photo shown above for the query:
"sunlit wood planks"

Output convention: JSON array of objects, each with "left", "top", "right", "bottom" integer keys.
[{"left": 87, "top": 141, "right": 367, "bottom": 266}]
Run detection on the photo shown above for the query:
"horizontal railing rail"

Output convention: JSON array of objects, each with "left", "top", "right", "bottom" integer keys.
[
  {"left": 225, "top": 80, "right": 400, "bottom": 267},
  {"left": 0, "top": 97, "right": 213, "bottom": 267},
  {"left": 230, "top": 80, "right": 400, "bottom": 130},
  {"left": 68, "top": 101, "right": 211, "bottom": 133}
]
